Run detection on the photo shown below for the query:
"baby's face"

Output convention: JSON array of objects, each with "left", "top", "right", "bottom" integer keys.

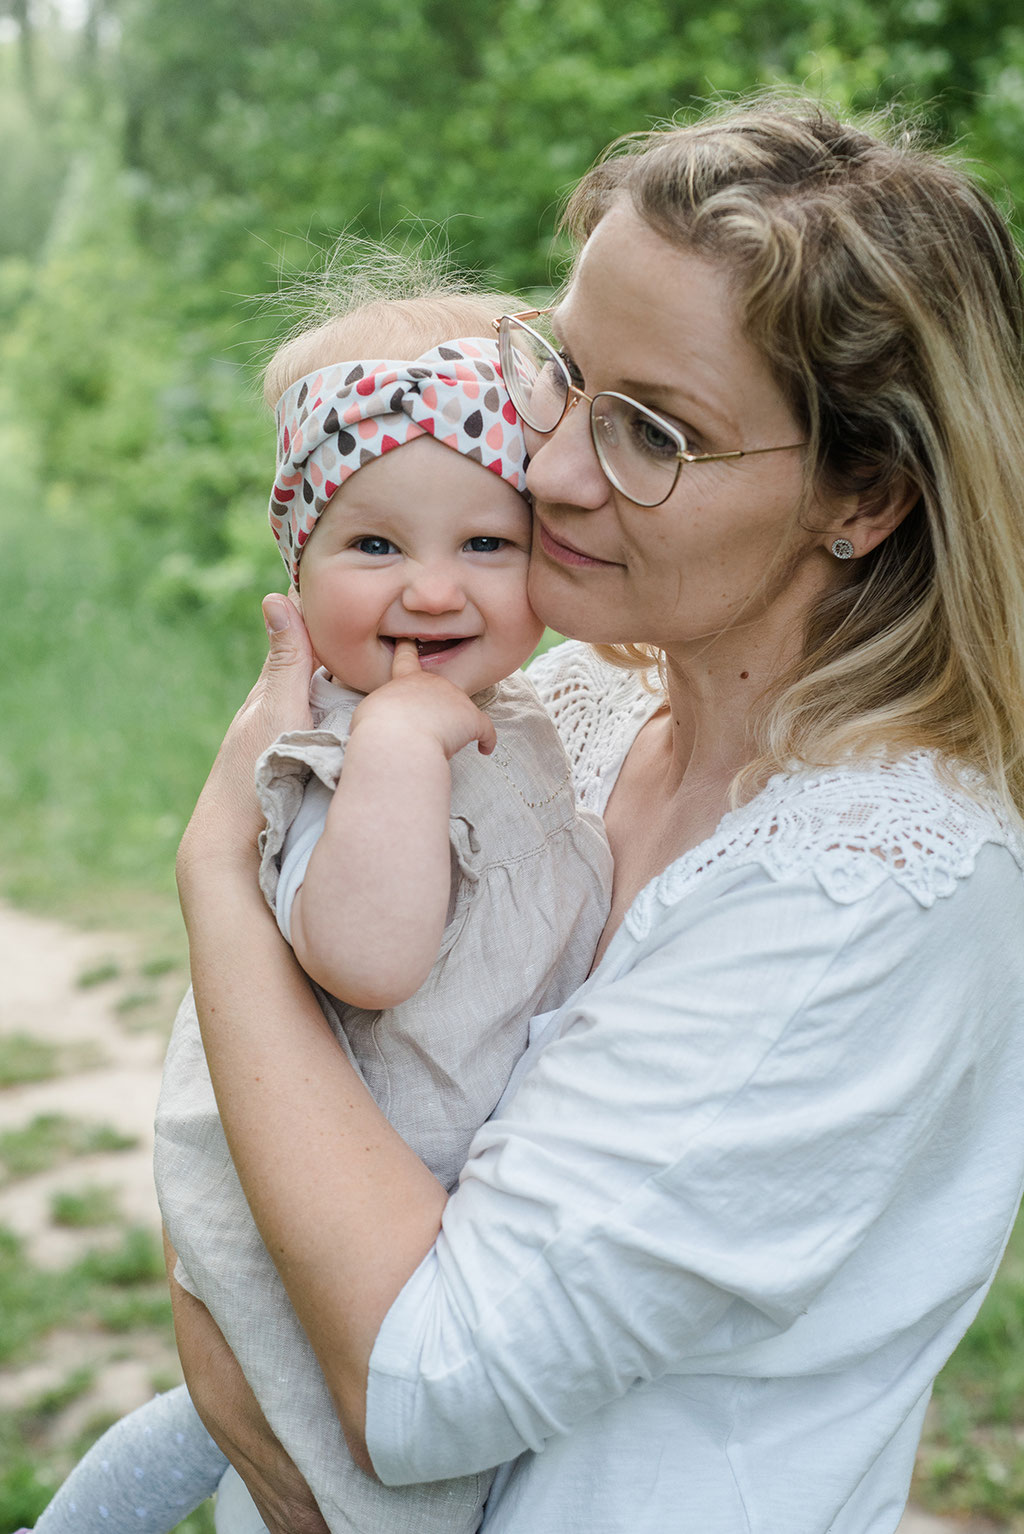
[{"left": 297, "top": 436, "right": 543, "bottom": 695}]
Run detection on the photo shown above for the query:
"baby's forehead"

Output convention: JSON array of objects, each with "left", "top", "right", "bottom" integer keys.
[{"left": 322, "top": 435, "right": 531, "bottom": 523}]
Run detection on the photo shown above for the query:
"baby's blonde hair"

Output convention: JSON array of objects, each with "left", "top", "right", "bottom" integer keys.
[{"left": 263, "top": 241, "right": 522, "bottom": 409}]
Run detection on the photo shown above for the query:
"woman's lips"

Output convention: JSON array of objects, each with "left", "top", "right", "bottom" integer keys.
[{"left": 536, "top": 519, "right": 616, "bottom": 568}]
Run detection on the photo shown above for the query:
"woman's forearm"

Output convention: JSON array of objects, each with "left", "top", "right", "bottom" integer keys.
[{"left": 181, "top": 863, "right": 448, "bottom": 1469}]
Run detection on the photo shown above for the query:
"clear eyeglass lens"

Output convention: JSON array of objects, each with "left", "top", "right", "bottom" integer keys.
[
  {"left": 499, "top": 318, "right": 568, "bottom": 433},
  {"left": 591, "top": 395, "right": 683, "bottom": 507},
  {"left": 498, "top": 318, "right": 684, "bottom": 506}
]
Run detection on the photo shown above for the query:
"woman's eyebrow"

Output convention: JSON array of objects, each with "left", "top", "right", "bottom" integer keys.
[
  {"left": 615, "top": 376, "right": 734, "bottom": 435},
  {"left": 552, "top": 307, "right": 733, "bottom": 432}
]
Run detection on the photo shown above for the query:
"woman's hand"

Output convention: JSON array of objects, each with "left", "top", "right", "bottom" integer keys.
[
  {"left": 177, "top": 594, "right": 317, "bottom": 898},
  {"left": 350, "top": 638, "right": 497, "bottom": 759},
  {"left": 166, "top": 1235, "right": 330, "bottom": 1534}
]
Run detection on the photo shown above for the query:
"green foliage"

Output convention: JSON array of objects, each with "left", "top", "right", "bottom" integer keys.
[
  {"left": 3, "top": 0, "right": 1024, "bottom": 917},
  {"left": 914, "top": 1215, "right": 1024, "bottom": 1522}
]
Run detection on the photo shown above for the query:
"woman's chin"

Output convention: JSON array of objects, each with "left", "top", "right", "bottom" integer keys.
[{"left": 527, "top": 564, "right": 603, "bottom": 641}]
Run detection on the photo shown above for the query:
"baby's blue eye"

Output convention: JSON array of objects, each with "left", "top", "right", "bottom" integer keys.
[
  {"left": 465, "top": 536, "right": 506, "bottom": 553},
  {"left": 355, "top": 536, "right": 398, "bottom": 556}
]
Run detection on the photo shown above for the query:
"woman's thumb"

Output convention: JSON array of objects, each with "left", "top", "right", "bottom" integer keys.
[{"left": 261, "top": 593, "right": 314, "bottom": 675}]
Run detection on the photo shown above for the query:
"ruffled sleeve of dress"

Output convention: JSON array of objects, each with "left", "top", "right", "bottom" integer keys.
[{"left": 253, "top": 667, "right": 364, "bottom": 916}]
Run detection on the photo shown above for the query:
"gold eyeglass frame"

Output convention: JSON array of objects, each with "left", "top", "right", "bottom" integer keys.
[{"left": 495, "top": 310, "right": 807, "bottom": 507}]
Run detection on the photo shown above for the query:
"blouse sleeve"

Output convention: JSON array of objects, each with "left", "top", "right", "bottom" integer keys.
[{"left": 365, "top": 846, "right": 1024, "bottom": 1483}]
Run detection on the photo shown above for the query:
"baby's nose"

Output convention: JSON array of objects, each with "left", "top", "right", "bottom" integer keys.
[{"left": 402, "top": 563, "right": 467, "bottom": 614}]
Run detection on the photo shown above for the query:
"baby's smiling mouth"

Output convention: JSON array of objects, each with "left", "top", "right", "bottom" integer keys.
[{"left": 382, "top": 636, "right": 472, "bottom": 659}]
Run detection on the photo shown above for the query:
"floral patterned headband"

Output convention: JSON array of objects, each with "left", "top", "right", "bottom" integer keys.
[{"left": 269, "top": 336, "right": 528, "bottom": 586}]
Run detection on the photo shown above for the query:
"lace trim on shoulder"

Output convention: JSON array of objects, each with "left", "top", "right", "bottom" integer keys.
[
  {"left": 626, "top": 753, "right": 1024, "bottom": 941},
  {"left": 527, "top": 641, "right": 663, "bottom": 812}
]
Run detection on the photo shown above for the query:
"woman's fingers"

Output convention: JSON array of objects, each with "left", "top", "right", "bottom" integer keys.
[
  {"left": 177, "top": 596, "right": 318, "bottom": 887},
  {"left": 262, "top": 592, "right": 317, "bottom": 683}
]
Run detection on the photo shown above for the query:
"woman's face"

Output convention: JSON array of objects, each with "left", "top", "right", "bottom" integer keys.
[{"left": 524, "top": 201, "right": 840, "bottom": 662}]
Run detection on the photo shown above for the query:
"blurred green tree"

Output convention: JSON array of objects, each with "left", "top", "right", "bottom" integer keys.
[{"left": 2, "top": 0, "right": 1024, "bottom": 907}]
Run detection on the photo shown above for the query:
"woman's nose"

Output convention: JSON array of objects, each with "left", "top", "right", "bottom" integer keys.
[
  {"left": 524, "top": 399, "right": 608, "bottom": 511},
  {"left": 402, "top": 563, "right": 467, "bottom": 615}
]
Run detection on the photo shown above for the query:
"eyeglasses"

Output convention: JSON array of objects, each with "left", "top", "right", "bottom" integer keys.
[{"left": 494, "top": 311, "right": 806, "bottom": 508}]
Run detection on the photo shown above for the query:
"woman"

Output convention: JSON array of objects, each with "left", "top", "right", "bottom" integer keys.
[{"left": 172, "top": 97, "right": 1024, "bottom": 1533}]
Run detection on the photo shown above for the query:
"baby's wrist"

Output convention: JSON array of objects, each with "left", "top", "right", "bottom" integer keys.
[
  {"left": 348, "top": 701, "right": 451, "bottom": 760},
  {"left": 346, "top": 711, "right": 450, "bottom": 773}
]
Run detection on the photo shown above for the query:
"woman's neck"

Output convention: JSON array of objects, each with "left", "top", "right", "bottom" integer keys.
[{"left": 657, "top": 622, "right": 797, "bottom": 804}]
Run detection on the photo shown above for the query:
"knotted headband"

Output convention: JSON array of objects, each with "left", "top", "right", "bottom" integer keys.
[{"left": 269, "top": 336, "right": 528, "bottom": 586}]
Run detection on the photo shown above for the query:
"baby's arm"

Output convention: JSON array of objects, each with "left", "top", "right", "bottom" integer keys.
[{"left": 289, "top": 641, "right": 496, "bottom": 1010}]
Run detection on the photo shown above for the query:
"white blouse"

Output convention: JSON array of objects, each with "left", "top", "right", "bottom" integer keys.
[{"left": 364, "top": 641, "right": 1024, "bottom": 1534}]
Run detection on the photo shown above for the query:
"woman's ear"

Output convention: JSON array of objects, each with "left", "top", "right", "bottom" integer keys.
[{"left": 828, "top": 473, "right": 920, "bottom": 560}]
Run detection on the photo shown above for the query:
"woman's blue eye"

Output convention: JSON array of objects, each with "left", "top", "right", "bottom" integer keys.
[
  {"left": 627, "top": 409, "right": 682, "bottom": 461},
  {"left": 465, "top": 536, "right": 506, "bottom": 553},
  {"left": 355, "top": 536, "right": 398, "bottom": 556}
]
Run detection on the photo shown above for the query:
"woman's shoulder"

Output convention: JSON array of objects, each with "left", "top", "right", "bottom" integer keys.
[
  {"left": 525, "top": 640, "right": 664, "bottom": 811},
  {"left": 627, "top": 750, "right": 1024, "bottom": 942}
]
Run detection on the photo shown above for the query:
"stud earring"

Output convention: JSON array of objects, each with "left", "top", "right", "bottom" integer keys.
[{"left": 830, "top": 538, "right": 854, "bottom": 560}]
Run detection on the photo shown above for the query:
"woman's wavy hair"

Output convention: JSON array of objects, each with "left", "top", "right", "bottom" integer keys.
[{"left": 563, "top": 96, "right": 1024, "bottom": 814}]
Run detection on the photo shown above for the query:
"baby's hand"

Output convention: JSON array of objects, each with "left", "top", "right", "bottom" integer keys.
[{"left": 349, "top": 640, "right": 497, "bottom": 759}]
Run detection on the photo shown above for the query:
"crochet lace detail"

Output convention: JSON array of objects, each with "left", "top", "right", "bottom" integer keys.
[
  {"left": 527, "top": 642, "right": 1024, "bottom": 941},
  {"left": 527, "top": 641, "right": 664, "bottom": 813},
  {"left": 626, "top": 754, "right": 1024, "bottom": 939}
]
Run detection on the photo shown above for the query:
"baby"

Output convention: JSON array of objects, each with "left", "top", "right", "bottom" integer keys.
[{"left": 26, "top": 289, "right": 611, "bottom": 1534}]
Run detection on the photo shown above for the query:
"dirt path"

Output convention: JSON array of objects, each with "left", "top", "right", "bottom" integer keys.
[
  {"left": 0, "top": 899, "right": 185, "bottom": 1440},
  {"left": 0, "top": 901, "right": 995, "bottom": 1530},
  {"left": 0, "top": 902, "right": 174, "bottom": 1264}
]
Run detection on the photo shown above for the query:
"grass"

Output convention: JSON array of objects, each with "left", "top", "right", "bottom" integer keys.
[
  {"left": 0, "top": 1114, "right": 137, "bottom": 1184},
  {"left": 0, "top": 1033, "right": 106, "bottom": 1089},
  {"left": 76, "top": 959, "right": 122, "bottom": 989},
  {"left": 0, "top": 1221, "right": 217, "bottom": 1532},
  {"left": 50, "top": 1184, "right": 123, "bottom": 1228},
  {"left": 0, "top": 1225, "right": 171, "bottom": 1367},
  {"left": 0, "top": 1034, "right": 64, "bottom": 1089},
  {"left": 913, "top": 1214, "right": 1024, "bottom": 1527},
  {"left": 3, "top": 1207, "right": 1021, "bottom": 1534},
  {"left": 0, "top": 503, "right": 273, "bottom": 927}
]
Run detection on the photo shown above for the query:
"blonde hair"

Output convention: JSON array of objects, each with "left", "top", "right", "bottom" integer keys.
[
  {"left": 564, "top": 96, "right": 1024, "bottom": 814},
  {"left": 263, "top": 240, "right": 522, "bottom": 408}
]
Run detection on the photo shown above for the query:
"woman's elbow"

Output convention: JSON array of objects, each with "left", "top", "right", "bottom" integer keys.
[{"left": 333, "top": 1382, "right": 377, "bottom": 1478}]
